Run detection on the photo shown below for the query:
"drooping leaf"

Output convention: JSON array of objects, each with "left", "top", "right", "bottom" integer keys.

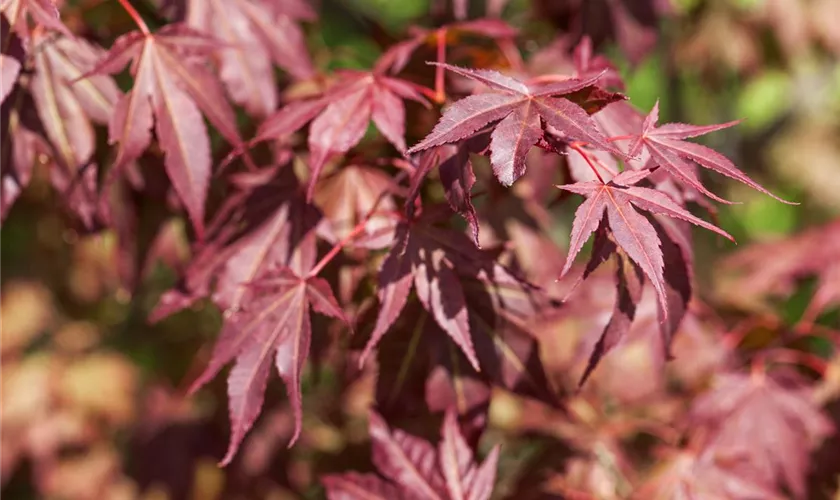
[
  {"left": 0, "top": 0, "right": 71, "bottom": 43},
  {"left": 408, "top": 63, "right": 623, "bottom": 187},
  {"left": 0, "top": 17, "right": 25, "bottom": 104},
  {"left": 362, "top": 217, "right": 558, "bottom": 410},
  {"left": 30, "top": 31, "right": 119, "bottom": 174},
  {"left": 577, "top": 252, "right": 643, "bottom": 387},
  {"left": 323, "top": 409, "right": 500, "bottom": 500},
  {"left": 190, "top": 266, "right": 349, "bottom": 465},
  {"left": 83, "top": 24, "right": 245, "bottom": 237},
  {"left": 1, "top": 105, "right": 49, "bottom": 222},
  {"left": 186, "top": 0, "right": 315, "bottom": 117}
]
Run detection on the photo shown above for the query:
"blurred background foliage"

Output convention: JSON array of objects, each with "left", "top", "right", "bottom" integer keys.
[{"left": 2, "top": 0, "right": 839, "bottom": 499}]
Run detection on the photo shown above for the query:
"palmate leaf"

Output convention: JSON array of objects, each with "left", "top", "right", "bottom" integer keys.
[
  {"left": 150, "top": 165, "right": 315, "bottom": 321},
  {"left": 1, "top": 103, "right": 49, "bottom": 223},
  {"left": 0, "top": 17, "right": 25, "bottom": 104},
  {"left": 689, "top": 372, "right": 834, "bottom": 499},
  {"left": 363, "top": 217, "right": 558, "bottom": 418},
  {"left": 719, "top": 219, "right": 840, "bottom": 324},
  {"left": 322, "top": 409, "right": 500, "bottom": 500},
  {"left": 82, "top": 24, "right": 246, "bottom": 237},
  {"left": 250, "top": 70, "right": 428, "bottom": 201},
  {"left": 189, "top": 265, "right": 349, "bottom": 465},
  {"left": 637, "top": 448, "right": 785, "bottom": 500},
  {"left": 557, "top": 167, "right": 733, "bottom": 319},
  {"left": 630, "top": 101, "right": 791, "bottom": 204},
  {"left": 408, "top": 63, "right": 624, "bottom": 187},
  {"left": 29, "top": 31, "right": 119, "bottom": 172},
  {"left": 186, "top": 0, "right": 315, "bottom": 117},
  {"left": 0, "top": 0, "right": 71, "bottom": 43}
]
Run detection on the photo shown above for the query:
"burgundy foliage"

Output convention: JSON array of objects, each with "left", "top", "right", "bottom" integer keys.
[{"left": 2, "top": 1, "right": 838, "bottom": 499}]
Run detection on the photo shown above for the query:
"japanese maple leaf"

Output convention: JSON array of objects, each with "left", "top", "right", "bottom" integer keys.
[
  {"left": 29, "top": 31, "right": 119, "bottom": 176},
  {"left": 82, "top": 24, "right": 247, "bottom": 237},
  {"left": 189, "top": 266, "right": 349, "bottom": 465},
  {"left": 0, "top": 24, "right": 21, "bottom": 89},
  {"left": 689, "top": 372, "right": 834, "bottom": 499},
  {"left": 361, "top": 218, "right": 559, "bottom": 402},
  {"left": 314, "top": 164, "right": 398, "bottom": 250},
  {"left": 1, "top": 105, "right": 49, "bottom": 222},
  {"left": 557, "top": 167, "right": 732, "bottom": 319},
  {"left": 407, "top": 63, "right": 623, "bottom": 187},
  {"left": 630, "top": 101, "right": 790, "bottom": 204},
  {"left": 371, "top": 265, "right": 558, "bottom": 444},
  {"left": 322, "top": 409, "right": 500, "bottom": 500},
  {"left": 186, "top": 0, "right": 315, "bottom": 117},
  {"left": 719, "top": 219, "right": 840, "bottom": 325},
  {"left": 636, "top": 448, "right": 785, "bottom": 500},
  {"left": 150, "top": 166, "right": 317, "bottom": 322},
  {"left": 407, "top": 133, "right": 489, "bottom": 246},
  {"left": 360, "top": 224, "right": 481, "bottom": 371},
  {"left": 251, "top": 70, "right": 428, "bottom": 200},
  {"left": 0, "top": 0, "right": 71, "bottom": 43}
]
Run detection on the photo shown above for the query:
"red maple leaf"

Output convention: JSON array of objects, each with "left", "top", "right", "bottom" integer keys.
[
  {"left": 558, "top": 167, "right": 732, "bottom": 318},
  {"left": 407, "top": 63, "right": 623, "bottom": 187},
  {"left": 689, "top": 372, "right": 834, "bottom": 498},
  {"left": 185, "top": 0, "right": 316, "bottom": 117},
  {"left": 29, "top": 31, "right": 119, "bottom": 172},
  {"left": 630, "top": 101, "right": 791, "bottom": 204},
  {"left": 81, "top": 23, "right": 247, "bottom": 237},
  {"left": 249, "top": 70, "right": 428, "bottom": 201},
  {"left": 1, "top": 104, "right": 49, "bottom": 222},
  {"left": 322, "top": 409, "right": 500, "bottom": 500},
  {"left": 0, "top": 0, "right": 71, "bottom": 43},
  {"left": 189, "top": 265, "right": 349, "bottom": 465},
  {"left": 358, "top": 215, "right": 558, "bottom": 414},
  {"left": 637, "top": 447, "right": 785, "bottom": 500},
  {"left": 720, "top": 219, "right": 840, "bottom": 326}
]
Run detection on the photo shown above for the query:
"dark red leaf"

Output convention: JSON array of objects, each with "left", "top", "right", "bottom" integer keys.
[
  {"left": 84, "top": 24, "right": 247, "bottom": 237},
  {"left": 191, "top": 266, "right": 348, "bottom": 465},
  {"left": 409, "top": 63, "right": 622, "bottom": 187},
  {"left": 328, "top": 409, "right": 500, "bottom": 500},
  {"left": 558, "top": 166, "right": 732, "bottom": 318},
  {"left": 631, "top": 101, "right": 792, "bottom": 204}
]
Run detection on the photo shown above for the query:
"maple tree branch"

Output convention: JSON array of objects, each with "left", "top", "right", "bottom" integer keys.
[
  {"left": 406, "top": 81, "right": 438, "bottom": 103},
  {"left": 308, "top": 172, "right": 409, "bottom": 278},
  {"left": 721, "top": 315, "right": 775, "bottom": 350},
  {"left": 569, "top": 142, "right": 606, "bottom": 184},
  {"left": 498, "top": 38, "right": 524, "bottom": 73},
  {"left": 434, "top": 28, "right": 447, "bottom": 103},
  {"left": 607, "top": 135, "right": 635, "bottom": 142},
  {"left": 117, "top": 0, "right": 151, "bottom": 35},
  {"left": 758, "top": 347, "right": 828, "bottom": 376},
  {"left": 792, "top": 322, "right": 840, "bottom": 350}
]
